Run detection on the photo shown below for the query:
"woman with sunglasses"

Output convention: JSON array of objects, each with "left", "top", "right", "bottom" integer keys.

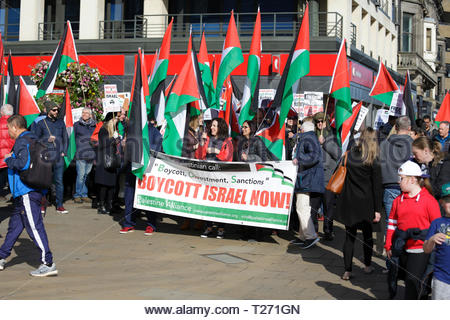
[{"left": 235, "top": 120, "right": 272, "bottom": 162}]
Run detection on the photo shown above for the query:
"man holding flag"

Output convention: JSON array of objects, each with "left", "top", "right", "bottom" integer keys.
[{"left": 32, "top": 101, "right": 68, "bottom": 214}]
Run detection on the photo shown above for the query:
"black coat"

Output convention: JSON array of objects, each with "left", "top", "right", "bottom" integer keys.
[
  {"left": 294, "top": 131, "right": 324, "bottom": 193},
  {"left": 95, "top": 127, "right": 118, "bottom": 186},
  {"left": 427, "top": 153, "right": 450, "bottom": 199},
  {"left": 234, "top": 135, "right": 271, "bottom": 162},
  {"left": 335, "top": 146, "right": 383, "bottom": 227}
]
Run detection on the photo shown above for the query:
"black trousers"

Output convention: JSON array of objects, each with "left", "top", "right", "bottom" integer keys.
[
  {"left": 322, "top": 189, "right": 336, "bottom": 235},
  {"left": 400, "top": 252, "right": 430, "bottom": 300},
  {"left": 343, "top": 221, "right": 373, "bottom": 272},
  {"left": 309, "top": 192, "right": 322, "bottom": 233},
  {"left": 99, "top": 185, "right": 115, "bottom": 209}
]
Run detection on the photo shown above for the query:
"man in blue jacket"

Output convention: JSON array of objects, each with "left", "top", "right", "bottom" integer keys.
[
  {"left": 0, "top": 115, "right": 57, "bottom": 276},
  {"left": 32, "top": 100, "right": 68, "bottom": 214},
  {"left": 291, "top": 120, "right": 324, "bottom": 249}
]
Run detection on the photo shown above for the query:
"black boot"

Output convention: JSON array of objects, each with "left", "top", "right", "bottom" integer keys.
[
  {"left": 91, "top": 197, "right": 98, "bottom": 209},
  {"left": 97, "top": 202, "right": 106, "bottom": 214},
  {"left": 104, "top": 201, "right": 112, "bottom": 215}
]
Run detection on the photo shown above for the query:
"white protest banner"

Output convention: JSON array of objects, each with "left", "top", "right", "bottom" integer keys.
[
  {"left": 374, "top": 108, "right": 390, "bottom": 130},
  {"left": 388, "top": 92, "right": 404, "bottom": 117},
  {"left": 258, "top": 89, "right": 275, "bottom": 108},
  {"left": 354, "top": 106, "right": 369, "bottom": 131},
  {"left": 104, "top": 84, "right": 118, "bottom": 98},
  {"left": 134, "top": 152, "right": 297, "bottom": 230},
  {"left": 102, "top": 98, "right": 123, "bottom": 114},
  {"left": 71, "top": 108, "right": 84, "bottom": 123},
  {"left": 297, "top": 91, "right": 323, "bottom": 120}
]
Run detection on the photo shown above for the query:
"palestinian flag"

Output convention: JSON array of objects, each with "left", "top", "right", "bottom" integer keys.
[
  {"left": 239, "top": 8, "right": 261, "bottom": 125},
  {"left": 198, "top": 30, "right": 215, "bottom": 108},
  {"left": 127, "top": 48, "right": 151, "bottom": 179},
  {"left": 402, "top": 70, "right": 415, "bottom": 124},
  {"left": 215, "top": 10, "right": 244, "bottom": 108},
  {"left": 341, "top": 101, "right": 362, "bottom": 154},
  {"left": 5, "top": 52, "right": 17, "bottom": 112},
  {"left": 276, "top": 3, "right": 310, "bottom": 128},
  {"left": 369, "top": 62, "right": 399, "bottom": 106},
  {"left": 163, "top": 39, "right": 203, "bottom": 156},
  {"left": 255, "top": 163, "right": 294, "bottom": 187},
  {"left": 329, "top": 39, "right": 352, "bottom": 146},
  {"left": 17, "top": 77, "right": 40, "bottom": 127},
  {"left": 149, "top": 18, "right": 173, "bottom": 116},
  {"left": 149, "top": 49, "right": 166, "bottom": 126},
  {"left": 36, "top": 21, "right": 78, "bottom": 99},
  {"left": 436, "top": 92, "right": 450, "bottom": 126},
  {"left": 59, "top": 89, "right": 76, "bottom": 169},
  {"left": 256, "top": 112, "right": 285, "bottom": 160},
  {"left": 0, "top": 32, "right": 4, "bottom": 105}
]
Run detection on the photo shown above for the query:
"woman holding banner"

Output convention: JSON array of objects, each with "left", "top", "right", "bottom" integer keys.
[
  {"left": 235, "top": 120, "right": 272, "bottom": 162},
  {"left": 198, "top": 118, "right": 233, "bottom": 239}
]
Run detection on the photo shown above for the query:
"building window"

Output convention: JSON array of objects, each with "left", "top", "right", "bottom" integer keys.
[
  {"left": 0, "top": 0, "right": 20, "bottom": 41},
  {"left": 402, "top": 13, "right": 413, "bottom": 52},
  {"left": 438, "top": 77, "right": 442, "bottom": 95},
  {"left": 446, "top": 64, "right": 450, "bottom": 78},
  {"left": 426, "top": 28, "right": 432, "bottom": 52},
  {"left": 44, "top": 0, "right": 80, "bottom": 39},
  {"left": 103, "top": 0, "right": 143, "bottom": 39},
  {"left": 446, "top": 38, "right": 450, "bottom": 52}
]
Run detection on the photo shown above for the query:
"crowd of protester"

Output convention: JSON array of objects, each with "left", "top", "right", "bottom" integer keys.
[{"left": 0, "top": 101, "right": 449, "bottom": 299}]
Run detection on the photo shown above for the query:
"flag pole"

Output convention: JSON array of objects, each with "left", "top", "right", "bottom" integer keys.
[{"left": 320, "top": 94, "right": 330, "bottom": 136}]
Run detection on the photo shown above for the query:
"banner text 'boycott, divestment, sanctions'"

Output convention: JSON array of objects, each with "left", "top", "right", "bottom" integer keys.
[{"left": 137, "top": 175, "right": 292, "bottom": 209}]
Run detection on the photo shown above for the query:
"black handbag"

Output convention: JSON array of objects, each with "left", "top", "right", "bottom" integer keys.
[{"left": 104, "top": 140, "right": 121, "bottom": 171}]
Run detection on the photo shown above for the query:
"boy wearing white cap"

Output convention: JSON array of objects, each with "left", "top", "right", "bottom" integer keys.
[{"left": 384, "top": 160, "right": 441, "bottom": 299}]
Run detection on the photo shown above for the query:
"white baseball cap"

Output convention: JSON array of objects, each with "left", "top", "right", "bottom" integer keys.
[{"left": 398, "top": 160, "right": 422, "bottom": 177}]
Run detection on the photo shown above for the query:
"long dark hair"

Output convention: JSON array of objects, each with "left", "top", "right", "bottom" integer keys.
[
  {"left": 242, "top": 120, "right": 257, "bottom": 137},
  {"left": 210, "top": 117, "right": 229, "bottom": 140}
]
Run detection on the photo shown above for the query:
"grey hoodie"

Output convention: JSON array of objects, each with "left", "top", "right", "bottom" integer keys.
[{"left": 379, "top": 134, "right": 413, "bottom": 185}]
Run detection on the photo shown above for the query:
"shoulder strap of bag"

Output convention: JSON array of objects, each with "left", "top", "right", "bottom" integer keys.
[{"left": 343, "top": 151, "right": 348, "bottom": 167}]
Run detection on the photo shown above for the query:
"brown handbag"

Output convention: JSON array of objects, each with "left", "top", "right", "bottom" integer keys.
[{"left": 326, "top": 151, "right": 348, "bottom": 194}]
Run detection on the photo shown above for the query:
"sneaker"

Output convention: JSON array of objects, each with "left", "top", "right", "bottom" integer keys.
[
  {"left": 81, "top": 197, "right": 92, "bottom": 203},
  {"left": 144, "top": 226, "right": 154, "bottom": 236},
  {"left": 41, "top": 206, "right": 46, "bottom": 215},
  {"left": 290, "top": 237, "right": 306, "bottom": 245},
  {"left": 298, "top": 237, "right": 320, "bottom": 249},
  {"left": 30, "top": 263, "right": 58, "bottom": 277},
  {"left": 201, "top": 228, "right": 213, "bottom": 238},
  {"left": 56, "top": 207, "right": 68, "bottom": 214},
  {"left": 119, "top": 227, "right": 135, "bottom": 234},
  {"left": 216, "top": 229, "right": 225, "bottom": 239},
  {"left": 0, "top": 258, "right": 6, "bottom": 270},
  {"left": 73, "top": 198, "right": 83, "bottom": 204}
]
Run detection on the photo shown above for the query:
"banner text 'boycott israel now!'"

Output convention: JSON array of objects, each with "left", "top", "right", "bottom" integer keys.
[{"left": 134, "top": 152, "right": 298, "bottom": 230}]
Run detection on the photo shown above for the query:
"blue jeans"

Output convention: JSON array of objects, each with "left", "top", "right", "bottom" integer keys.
[
  {"left": 383, "top": 188, "right": 401, "bottom": 229},
  {"left": 53, "top": 159, "right": 64, "bottom": 208},
  {"left": 74, "top": 160, "right": 93, "bottom": 198}
]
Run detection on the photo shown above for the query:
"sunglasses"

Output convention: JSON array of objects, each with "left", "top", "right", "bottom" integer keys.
[
  {"left": 51, "top": 108, "right": 59, "bottom": 112},
  {"left": 242, "top": 126, "right": 250, "bottom": 129}
]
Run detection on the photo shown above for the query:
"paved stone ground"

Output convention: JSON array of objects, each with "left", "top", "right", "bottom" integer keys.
[{"left": 0, "top": 200, "right": 398, "bottom": 300}]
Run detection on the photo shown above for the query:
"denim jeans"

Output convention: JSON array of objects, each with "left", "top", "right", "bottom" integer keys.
[
  {"left": 74, "top": 160, "right": 93, "bottom": 198},
  {"left": 53, "top": 158, "right": 64, "bottom": 208},
  {"left": 383, "top": 188, "right": 401, "bottom": 230}
]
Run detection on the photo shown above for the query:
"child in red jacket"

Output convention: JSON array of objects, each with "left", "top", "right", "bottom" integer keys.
[{"left": 385, "top": 160, "right": 441, "bottom": 299}]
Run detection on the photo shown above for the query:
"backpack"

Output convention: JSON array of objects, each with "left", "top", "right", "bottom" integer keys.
[{"left": 19, "top": 135, "right": 53, "bottom": 190}]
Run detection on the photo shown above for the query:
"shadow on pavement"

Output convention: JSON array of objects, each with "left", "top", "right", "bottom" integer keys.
[{"left": 7, "top": 238, "right": 42, "bottom": 268}]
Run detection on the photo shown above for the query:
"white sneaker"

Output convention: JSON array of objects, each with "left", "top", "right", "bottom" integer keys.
[
  {"left": 30, "top": 263, "right": 58, "bottom": 277},
  {"left": 0, "top": 258, "right": 6, "bottom": 270}
]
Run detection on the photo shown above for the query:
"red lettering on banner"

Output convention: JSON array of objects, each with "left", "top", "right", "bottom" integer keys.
[
  {"left": 216, "top": 187, "right": 227, "bottom": 202},
  {"left": 270, "top": 192, "right": 286, "bottom": 208},
  {"left": 203, "top": 185, "right": 209, "bottom": 200},
  {"left": 164, "top": 179, "right": 174, "bottom": 194},
  {"left": 225, "top": 188, "right": 235, "bottom": 203},
  {"left": 234, "top": 189, "right": 242, "bottom": 204},
  {"left": 285, "top": 193, "right": 291, "bottom": 209},
  {"left": 174, "top": 180, "right": 184, "bottom": 196},
  {"left": 186, "top": 182, "right": 201, "bottom": 198},
  {"left": 137, "top": 176, "right": 146, "bottom": 189},
  {"left": 146, "top": 176, "right": 155, "bottom": 191},
  {"left": 260, "top": 191, "right": 269, "bottom": 207},
  {"left": 208, "top": 186, "right": 218, "bottom": 201},
  {"left": 241, "top": 189, "right": 247, "bottom": 204},
  {"left": 250, "top": 190, "right": 260, "bottom": 205},
  {"left": 157, "top": 177, "right": 166, "bottom": 192}
]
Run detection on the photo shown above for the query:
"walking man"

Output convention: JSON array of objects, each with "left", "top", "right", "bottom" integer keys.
[{"left": 0, "top": 115, "right": 58, "bottom": 276}]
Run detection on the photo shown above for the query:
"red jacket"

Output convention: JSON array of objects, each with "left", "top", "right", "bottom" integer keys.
[
  {"left": 385, "top": 187, "right": 441, "bottom": 251},
  {"left": 0, "top": 116, "right": 15, "bottom": 169},
  {"left": 198, "top": 136, "right": 233, "bottom": 162}
]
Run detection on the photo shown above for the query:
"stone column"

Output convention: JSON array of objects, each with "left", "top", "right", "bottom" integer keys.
[
  {"left": 79, "top": 0, "right": 105, "bottom": 39},
  {"left": 143, "top": 0, "right": 169, "bottom": 38},
  {"left": 19, "top": 0, "right": 45, "bottom": 41}
]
